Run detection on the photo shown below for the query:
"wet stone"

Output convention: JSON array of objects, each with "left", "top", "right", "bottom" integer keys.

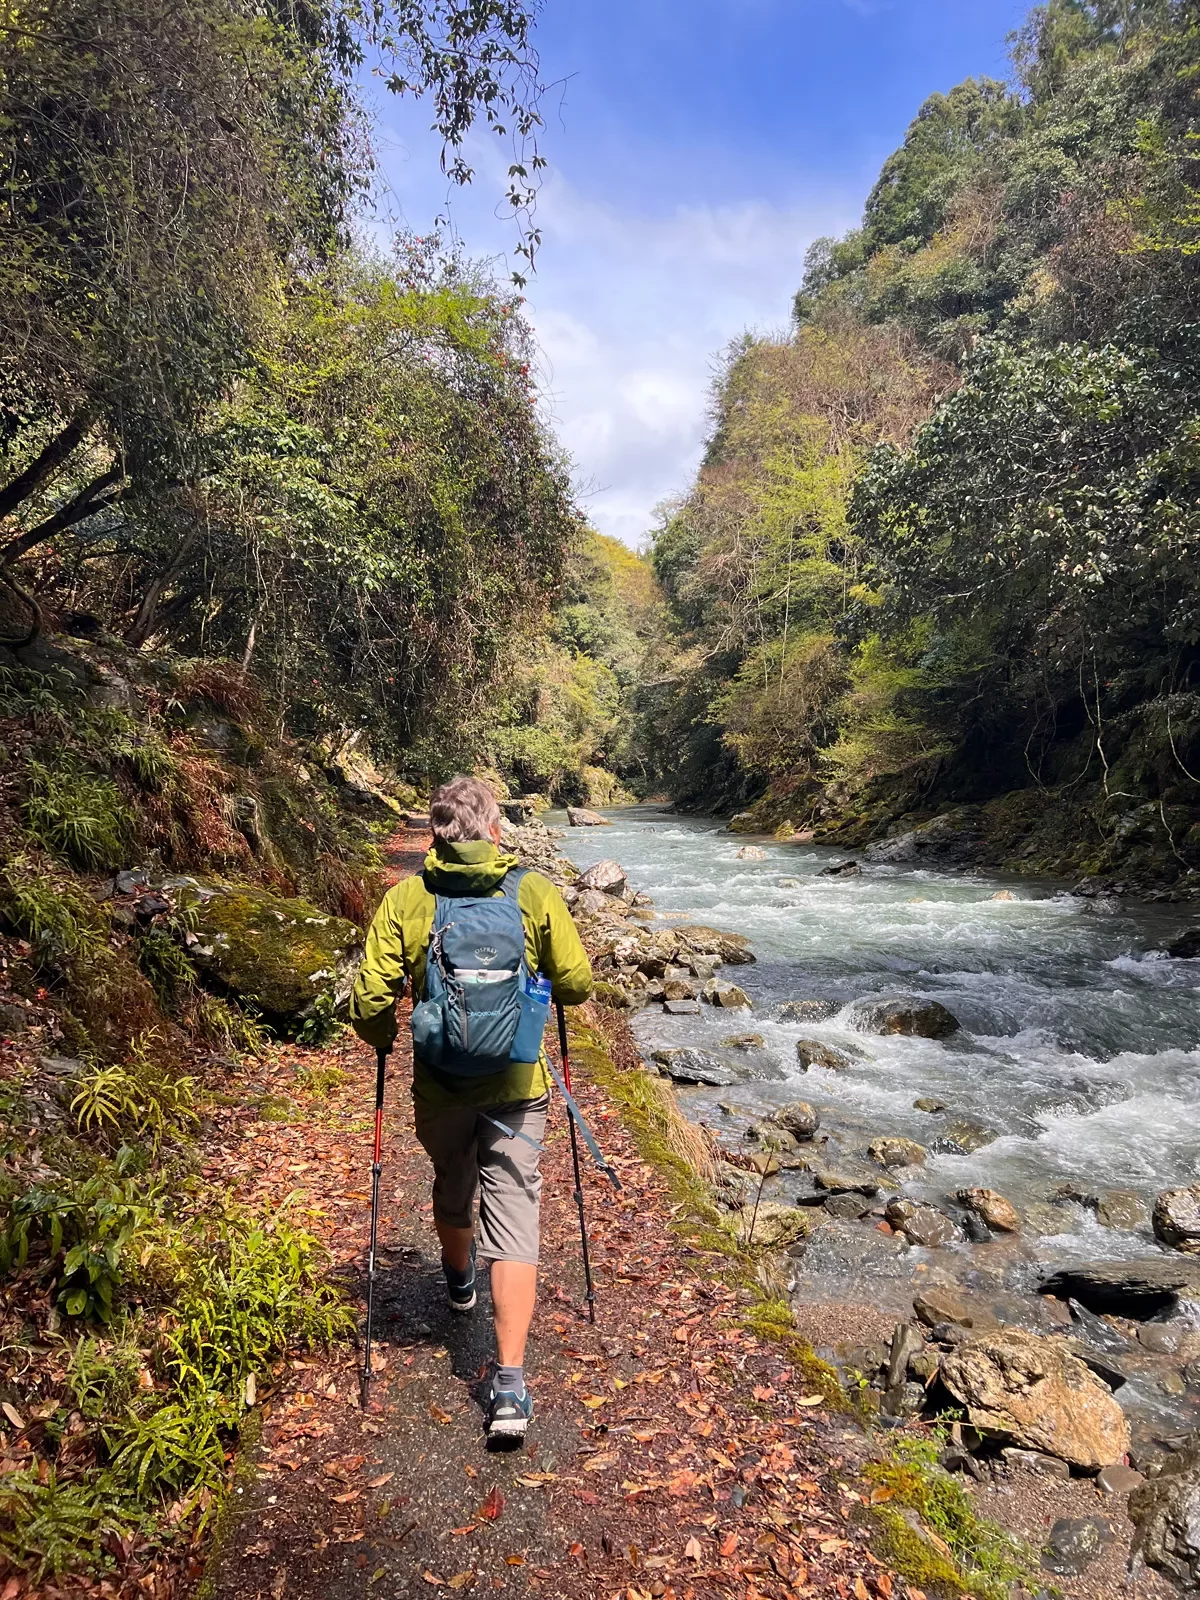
[
  {"left": 913, "top": 1096, "right": 946, "bottom": 1113},
  {"left": 956, "top": 1186, "right": 1021, "bottom": 1234},
  {"left": 885, "top": 1199, "right": 964, "bottom": 1248},
  {"left": 913, "top": 1286, "right": 975, "bottom": 1329},
  {"left": 846, "top": 994, "right": 960, "bottom": 1039},
  {"left": 823, "top": 1192, "right": 873, "bottom": 1220},
  {"left": 651, "top": 1048, "right": 736, "bottom": 1086},
  {"left": 662, "top": 999, "right": 701, "bottom": 1015},
  {"left": 1041, "top": 1516, "right": 1115, "bottom": 1576},
  {"left": 773, "top": 1101, "right": 820, "bottom": 1139},
  {"left": 795, "top": 1038, "right": 856, "bottom": 1072},
  {"left": 1002, "top": 1448, "right": 1072, "bottom": 1481},
  {"left": 1153, "top": 1183, "right": 1200, "bottom": 1254},
  {"left": 777, "top": 998, "right": 839, "bottom": 1023},
  {"left": 932, "top": 1118, "right": 998, "bottom": 1155},
  {"left": 1097, "top": 1463, "right": 1145, "bottom": 1495},
  {"left": 721, "top": 1033, "right": 764, "bottom": 1049},
  {"left": 868, "top": 1136, "right": 926, "bottom": 1168},
  {"left": 1094, "top": 1188, "right": 1149, "bottom": 1230}
]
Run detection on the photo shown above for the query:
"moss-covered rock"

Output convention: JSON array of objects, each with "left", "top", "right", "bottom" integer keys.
[{"left": 185, "top": 883, "right": 362, "bottom": 1032}]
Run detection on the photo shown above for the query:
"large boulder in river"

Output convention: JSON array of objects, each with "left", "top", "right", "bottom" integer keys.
[
  {"left": 1167, "top": 928, "right": 1200, "bottom": 959},
  {"left": 1153, "top": 1183, "right": 1200, "bottom": 1254},
  {"left": 796, "top": 1038, "right": 857, "bottom": 1071},
  {"left": 1129, "top": 1434, "right": 1200, "bottom": 1591},
  {"left": 869, "top": 1137, "right": 927, "bottom": 1169},
  {"left": 940, "top": 1330, "right": 1130, "bottom": 1470},
  {"left": 577, "top": 859, "right": 628, "bottom": 896},
  {"left": 773, "top": 1101, "right": 820, "bottom": 1139},
  {"left": 885, "top": 1198, "right": 964, "bottom": 1247},
  {"left": 864, "top": 812, "right": 981, "bottom": 867},
  {"left": 185, "top": 883, "right": 362, "bottom": 1031},
  {"left": 1040, "top": 1258, "right": 1200, "bottom": 1317},
  {"left": 651, "top": 1048, "right": 737, "bottom": 1086},
  {"left": 956, "top": 1187, "right": 1021, "bottom": 1234},
  {"left": 567, "top": 806, "right": 611, "bottom": 826},
  {"left": 846, "top": 994, "right": 960, "bottom": 1039}
]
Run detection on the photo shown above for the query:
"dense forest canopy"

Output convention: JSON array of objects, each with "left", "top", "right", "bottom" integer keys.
[
  {"left": 0, "top": 0, "right": 617, "bottom": 794},
  {"left": 650, "top": 0, "right": 1200, "bottom": 884}
]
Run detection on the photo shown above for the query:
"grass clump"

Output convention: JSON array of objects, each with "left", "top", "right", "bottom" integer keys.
[
  {"left": 71, "top": 1031, "right": 198, "bottom": 1148},
  {"left": 864, "top": 1432, "right": 1038, "bottom": 1600},
  {"left": 23, "top": 756, "right": 134, "bottom": 871}
]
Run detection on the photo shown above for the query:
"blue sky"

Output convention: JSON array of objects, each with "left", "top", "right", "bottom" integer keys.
[{"left": 364, "top": 0, "right": 1030, "bottom": 546}]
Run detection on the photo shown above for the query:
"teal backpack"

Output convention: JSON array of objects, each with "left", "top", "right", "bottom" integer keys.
[{"left": 409, "top": 867, "right": 551, "bottom": 1074}]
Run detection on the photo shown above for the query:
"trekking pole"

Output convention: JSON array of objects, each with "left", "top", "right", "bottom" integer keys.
[
  {"left": 360, "top": 1045, "right": 389, "bottom": 1408},
  {"left": 556, "top": 1002, "right": 598, "bottom": 1324}
]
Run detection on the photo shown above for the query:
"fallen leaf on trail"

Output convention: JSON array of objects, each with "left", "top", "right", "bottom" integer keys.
[
  {"left": 667, "top": 1469, "right": 699, "bottom": 1496},
  {"left": 580, "top": 1395, "right": 607, "bottom": 1409},
  {"left": 504, "top": 1554, "right": 525, "bottom": 1566},
  {"left": 449, "top": 1525, "right": 477, "bottom": 1536},
  {"left": 795, "top": 1395, "right": 824, "bottom": 1407},
  {"left": 429, "top": 1403, "right": 453, "bottom": 1425},
  {"left": 478, "top": 1485, "right": 505, "bottom": 1521},
  {"left": 331, "top": 1490, "right": 360, "bottom": 1504},
  {"left": 752, "top": 1385, "right": 774, "bottom": 1401},
  {"left": 446, "top": 1571, "right": 474, "bottom": 1589},
  {"left": 245, "top": 1372, "right": 257, "bottom": 1406},
  {"left": 719, "top": 1532, "right": 739, "bottom": 1557},
  {"left": 367, "top": 1472, "right": 394, "bottom": 1489},
  {"left": 463, "top": 1463, "right": 479, "bottom": 1479},
  {"left": 1, "top": 1403, "right": 25, "bottom": 1430},
  {"left": 685, "top": 1536, "right": 704, "bottom": 1562},
  {"left": 854, "top": 1579, "right": 871, "bottom": 1600},
  {"left": 421, "top": 1573, "right": 444, "bottom": 1587},
  {"left": 673, "top": 1326, "right": 690, "bottom": 1343},
  {"left": 819, "top": 1539, "right": 849, "bottom": 1554},
  {"left": 876, "top": 1575, "right": 893, "bottom": 1597},
  {"left": 568, "top": 1542, "right": 585, "bottom": 1559},
  {"left": 583, "top": 1451, "right": 619, "bottom": 1472},
  {"left": 514, "top": 1472, "right": 556, "bottom": 1485},
  {"left": 869, "top": 1486, "right": 894, "bottom": 1504},
  {"left": 632, "top": 1430, "right": 658, "bottom": 1443}
]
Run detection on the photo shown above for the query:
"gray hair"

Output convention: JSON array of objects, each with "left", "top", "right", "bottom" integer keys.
[{"left": 430, "top": 775, "right": 502, "bottom": 844}]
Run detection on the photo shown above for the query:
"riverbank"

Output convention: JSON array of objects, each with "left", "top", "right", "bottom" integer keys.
[{"left": 551, "top": 805, "right": 1200, "bottom": 1593}]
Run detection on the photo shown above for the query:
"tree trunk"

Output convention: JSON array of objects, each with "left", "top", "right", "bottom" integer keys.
[
  {"left": 125, "top": 526, "right": 200, "bottom": 649},
  {"left": 0, "top": 408, "right": 97, "bottom": 524},
  {"left": 0, "top": 467, "right": 125, "bottom": 565}
]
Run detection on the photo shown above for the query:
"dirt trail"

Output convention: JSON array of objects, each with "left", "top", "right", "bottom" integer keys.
[{"left": 199, "top": 828, "right": 903, "bottom": 1600}]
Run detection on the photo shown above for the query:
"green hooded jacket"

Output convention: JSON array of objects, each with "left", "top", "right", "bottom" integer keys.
[{"left": 349, "top": 839, "right": 593, "bottom": 1109}]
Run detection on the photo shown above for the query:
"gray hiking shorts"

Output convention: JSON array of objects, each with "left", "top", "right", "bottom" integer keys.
[{"left": 412, "top": 1093, "right": 549, "bottom": 1265}]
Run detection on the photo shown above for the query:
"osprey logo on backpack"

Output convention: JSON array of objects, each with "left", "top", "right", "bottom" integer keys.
[{"left": 474, "top": 945, "right": 499, "bottom": 964}]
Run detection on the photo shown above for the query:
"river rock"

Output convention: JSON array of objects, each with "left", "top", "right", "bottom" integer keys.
[
  {"left": 956, "top": 1187, "right": 1021, "bottom": 1234},
  {"left": 1153, "top": 1183, "right": 1200, "bottom": 1253},
  {"left": 721, "top": 1032, "right": 763, "bottom": 1049},
  {"left": 773, "top": 1101, "right": 820, "bottom": 1139},
  {"left": 913, "top": 1096, "right": 946, "bottom": 1113},
  {"left": 868, "top": 1137, "right": 927, "bottom": 1168},
  {"left": 663, "top": 998, "right": 700, "bottom": 1015},
  {"left": 932, "top": 1118, "right": 997, "bottom": 1155},
  {"left": 913, "top": 1287, "right": 976, "bottom": 1329},
  {"left": 886, "top": 1199, "right": 964, "bottom": 1248},
  {"left": 1041, "top": 1516, "right": 1116, "bottom": 1575},
  {"left": 1002, "top": 1447, "right": 1071, "bottom": 1480},
  {"left": 185, "top": 884, "right": 362, "bottom": 1032},
  {"left": 702, "top": 979, "right": 751, "bottom": 1008},
  {"left": 819, "top": 859, "right": 860, "bottom": 877},
  {"left": 824, "top": 1192, "right": 873, "bottom": 1219},
  {"left": 663, "top": 977, "right": 697, "bottom": 1001},
  {"left": 577, "top": 859, "right": 628, "bottom": 896},
  {"left": 1040, "top": 1259, "right": 1200, "bottom": 1316},
  {"left": 991, "top": 890, "right": 1016, "bottom": 901},
  {"left": 940, "top": 1330, "right": 1131, "bottom": 1469},
  {"left": 809, "top": 1162, "right": 882, "bottom": 1197},
  {"left": 796, "top": 1038, "right": 855, "bottom": 1072},
  {"left": 1098, "top": 1463, "right": 1145, "bottom": 1495},
  {"left": 864, "top": 813, "right": 981, "bottom": 867},
  {"left": 777, "top": 998, "right": 839, "bottom": 1023},
  {"left": 567, "top": 806, "right": 610, "bottom": 826},
  {"left": 651, "top": 1048, "right": 736, "bottom": 1086},
  {"left": 1094, "top": 1189, "right": 1149, "bottom": 1230},
  {"left": 1129, "top": 1435, "right": 1200, "bottom": 1590},
  {"left": 674, "top": 925, "right": 756, "bottom": 965},
  {"left": 846, "top": 994, "right": 960, "bottom": 1039},
  {"left": 735, "top": 845, "right": 766, "bottom": 860},
  {"left": 1167, "top": 928, "right": 1200, "bottom": 958},
  {"left": 574, "top": 888, "right": 615, "bottom": 917},
  {"left": 737, "top": 1201, "right": 808, "bottom": 1249}
]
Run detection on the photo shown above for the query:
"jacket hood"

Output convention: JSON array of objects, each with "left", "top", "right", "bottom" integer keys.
[{"left": 422, "top": 838, "right": 522, "bottom": 895}]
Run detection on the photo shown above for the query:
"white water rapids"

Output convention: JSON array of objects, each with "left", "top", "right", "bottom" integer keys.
[{"left": 553, "top": 806, "right": 1200, "bottom": 1278}]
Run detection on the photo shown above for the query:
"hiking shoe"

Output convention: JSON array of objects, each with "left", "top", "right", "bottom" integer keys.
[
  {"left": 485, "top": 1382, "right": 533, "bottom": 1442},
  {"left": 443, "top": 1245, "right": 476, "bottom": 1313}
]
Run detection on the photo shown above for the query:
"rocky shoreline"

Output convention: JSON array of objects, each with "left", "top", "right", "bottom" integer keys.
[{"left": 507, "top": 807, "right": 1200, "bottom": 1593}]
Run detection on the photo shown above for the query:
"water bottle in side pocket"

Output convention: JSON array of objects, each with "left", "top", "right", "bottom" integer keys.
[{"left": 510, "top": 973, "right": 552, "bottom": 1062}]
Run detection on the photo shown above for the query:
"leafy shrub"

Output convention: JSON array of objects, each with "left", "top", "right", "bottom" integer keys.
[
  {"left": 0, "top": 856, "right": 105, "bottom": 960},
  {"left": 0, "top": 1467, "right": 133, "bottom": 1581},
  {"left": 104, "top": 1394, "right": 230, "bottom": 1500},
  {"left": 67, "top": 1335, "right": 145, "bottom": 1421},
  {"left": 295, "top": 988, "right": 342, "bottom": 1046},
  {"left": 71, "top": 1032, "right": 197, "bottom": 1146},
  {"left": 191, "top": 992, "right": 266, "bottom": 1055},
  {"left": 163, "top": 1211, "right": 352, "bottom": 1395},
  {"left": 135, "top": 927, "right": 199, "bottom": 1006},
  {"left": 1, "top": 1156, "right": 163, "bottom": 1322},
  {"left": 23, "top": 758, "right": 134, "bottom": 871},
  {"left": 174, "top": 660, "right": 262, "bottom": 720}
]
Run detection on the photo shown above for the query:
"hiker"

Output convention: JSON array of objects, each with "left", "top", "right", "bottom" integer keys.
[{"left": 349, "top": 775, "right": 592, "bottom": 1441}]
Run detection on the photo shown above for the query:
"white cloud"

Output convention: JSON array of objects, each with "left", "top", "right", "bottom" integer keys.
[
  {"left": 364, "top": 109, "right": 858, "bottom": 548},
  {"left": 510, "top": 175, "right": 858, "bottom": 546}
]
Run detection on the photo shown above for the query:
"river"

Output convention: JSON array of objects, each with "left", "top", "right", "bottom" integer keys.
[{"left": 551, "top": 806, "right": 1200, "bottom": 1348}]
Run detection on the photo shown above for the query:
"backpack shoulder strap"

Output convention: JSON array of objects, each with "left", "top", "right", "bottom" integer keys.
[{"left": 498, "top": 866, "right": 528, "bottom": 903}]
